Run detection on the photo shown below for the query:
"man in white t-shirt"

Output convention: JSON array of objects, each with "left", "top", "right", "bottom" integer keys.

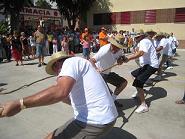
[
  {"left": 154, "top": 33, "right": 173, "bottom": 81},
  {"left": 169, "top": 32, "right": 179, "bottom": 56},
  {"left": 0, "top": 51, "right": 118, "bottom": 139},
  {"left": 124, "top": 30, "right": 159, "bottom": 113},
  {"left": 89, "top": 34, "right": 128, "bottom": 108}
]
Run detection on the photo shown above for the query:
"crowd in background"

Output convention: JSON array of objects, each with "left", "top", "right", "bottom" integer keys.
[{"left": 0, "top": 26, "right": 178, "bottom": 68}]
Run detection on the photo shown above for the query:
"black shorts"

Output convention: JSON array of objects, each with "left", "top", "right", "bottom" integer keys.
[
  {"left": 131, "top": 64, "right": 158, "bottom": 88},
  {"left": 101, "top": 72, "right": 127, "bottom": 87}
]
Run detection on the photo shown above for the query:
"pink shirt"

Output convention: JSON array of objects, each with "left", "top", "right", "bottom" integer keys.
[{"left": 82, "top": 40, "right": 89, "bottom": 48}]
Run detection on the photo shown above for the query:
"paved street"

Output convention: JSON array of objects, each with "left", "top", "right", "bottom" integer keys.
[{"left": 0, "top": 50, "right": 185, "bottom": 139}]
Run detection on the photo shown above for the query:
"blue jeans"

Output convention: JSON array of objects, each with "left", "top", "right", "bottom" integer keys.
[{"left": 36, "top": 43, "right": 46, "bottom": 57}]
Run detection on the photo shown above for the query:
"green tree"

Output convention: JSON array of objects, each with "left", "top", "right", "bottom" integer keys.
[
  {"left": 0, "top": 21, "right": 8, "bottom": 34},
  {"left": 0, "top": 0, "right": 33, "bottom": 32},
  {"left": 51, "top": 0, "right": 96, "bottom": 30},
  {"left": 35, "top": 0, "right": 52, "bottom": 9}
]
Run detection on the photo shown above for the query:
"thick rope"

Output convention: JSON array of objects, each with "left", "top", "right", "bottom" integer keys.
[{"left": 0, "top": 76, "right": 55, "bottom": 95}]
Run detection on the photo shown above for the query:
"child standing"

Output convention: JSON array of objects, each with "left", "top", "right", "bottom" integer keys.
[
  {"left": 82, "top": 35, "right": 90, "bottom": 60},
  {"left": 61, "top": 36, "right": 69, "bottom": 55}
]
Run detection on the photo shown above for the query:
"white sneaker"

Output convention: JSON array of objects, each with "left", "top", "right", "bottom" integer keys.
[
  {"left": 153, "top": 75, "right": 162, "bottom": 81},
  {"left": 135, "top": 104, "right": 149, "bottom": 113},
  {"left": 166, "top": 66, "right": 173, "bottom": 70},
  {"left": 131, "top": 91, "right": 138, "bottom": 98}
]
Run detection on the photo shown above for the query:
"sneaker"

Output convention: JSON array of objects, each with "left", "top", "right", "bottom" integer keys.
[
  {"left": 38, "top": 64, "right": 42, "bottom": 67},
  {"left": 42, "top": 62, "right": 47, "bottom": 65},
  {"left": 114, "top": 100, "right": 123, "bottom": 107},
  {"left": 131, "top": 91, "right": 138, "bottom": 98},
  {"left": 135, "top": 104, "right": 149, "bottom": 113},
  {"left": 153, "top": 75, "right": 162, "bottom": 81},
  {"left": 166, "top": 66, "right": 173, "bottom": 70}
]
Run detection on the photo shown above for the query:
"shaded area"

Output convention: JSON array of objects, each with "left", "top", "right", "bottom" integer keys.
[
  {"left": 100, "top": 127, "right": 137, "bottom": 139},
  {"left": 115, "top": 87, "right": 167, "bottom": 128},
  {"left": 145, "top": 87, "right": 167, "bottom": 107},
  {"left": 23, "top": 62, "right": 39, "bottom": 65},
  {"left": 0, "top": 83, "right": 7, "bottom": 87},
  {"left": 148, "top": 72, "right": 177, "bottom": 85}
]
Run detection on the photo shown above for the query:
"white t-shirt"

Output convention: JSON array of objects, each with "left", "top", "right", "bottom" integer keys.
[
  {"left": 159, "top": 38, "right": 168, "bottom": 55},
  {"left": 58, "top": 57, "right": 118, "bottom": 124},
  {"left": 163, "top": 38, "right": 173, "bottom": 56},
  {"left": 153, "top": 39, "right": 161, "bottom": 54},
  {"left": 139, "top": 38, "right": 159, "bottom": 68},
  {"left": 92, "top": 43, "right": 123, "bottom": 74}
]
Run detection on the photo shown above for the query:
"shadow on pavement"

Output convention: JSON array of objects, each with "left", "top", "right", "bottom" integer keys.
[
  {"left": 117, "top": 99, "right": 137, "bottom": 110},
  {"left": 145, "top": 87, "right": 167, "bottom": 107},
  {"left": 0, "top": 83, "right": 7, "bottom": 87},
  {"left": 115, "top": 99, "right": 138, "bottom": 128},
  {"left": 23, "top": 62, "right": 39, "bottom": 65},
  {"left": 115, "top": 87, "right": 167, "bottom": 128},
  {"left": 100, "top": 127, "right": 137, "bottom": 139},
  {"left": 162, "top": 71, "right": 177, "bottom": 78}
]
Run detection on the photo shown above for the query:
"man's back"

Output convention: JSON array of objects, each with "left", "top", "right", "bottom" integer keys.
[{"left": 58, "top": 57, "right": 118, "bottom": 124}]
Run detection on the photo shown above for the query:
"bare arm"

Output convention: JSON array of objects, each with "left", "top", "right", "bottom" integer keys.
[
  {"left": 0, "top": 76, "right": 75, "bottom": 117},
  {"left": 156, "top": 46, "right": 163, "bottom": 52},
  {"left": 23, "top": 76, "right": 75, "bottom": 107},
  {"left": 127, "top": 50, "right": 144, "bottom": 61},
  {"left": 89, "top": 58, "right": 98, "bottom": 70}
]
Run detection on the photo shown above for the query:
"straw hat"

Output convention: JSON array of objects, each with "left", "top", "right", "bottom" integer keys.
[
  {"left": 145, "top": 29, "right": 157, "bottom": 34},
  {"left": 45, "top": 51, "right": 72, "bottom": 75},
  {"left": 155, "top": 32, "right": 165, "bottom": 37},
  {"left": 108, "top": 34, "right": 126, "bottom": 49},
  {"left": 135, "top": 29, "right": 145, "bottom": 38}
]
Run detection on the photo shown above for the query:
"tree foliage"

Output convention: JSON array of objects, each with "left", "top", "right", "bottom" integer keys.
[
  {"left": 51, "top": 0, "right": 96, "bottom": 30},
  {"left": 35, "top": 0, "right": 52, "bottom": 9},
  {"left": 0, "top": 0, "right": 33, "bottom": 32},
  {"left": 0, "top": 21, "right": 8, "bottom": 34}
]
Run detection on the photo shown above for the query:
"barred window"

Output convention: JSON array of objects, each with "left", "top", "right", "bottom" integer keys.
[
  {"left": 175, "top": 8, "right": 185, "bottom": 22},
  {"left": 145, "top": 10, "right": 156, "bottom": 23}
]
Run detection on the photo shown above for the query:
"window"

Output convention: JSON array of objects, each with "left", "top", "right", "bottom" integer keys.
[
  {"left": 93, "top": 13, "right": 112, "bottom": 25},
  {"left": 145, "top": 10, "right": 156, "bottom": 23},
  {"left": 175, "top": 8, "right": 185, "bottom": 22},
  {"left": 120, "top": 12, "right": 130, "bottom": 24},
  {"left": 156, "top": 9, "right": 174, "bottom": 23},
  {"left": 131, "top": 11, "right": 144, "bottom": 24}
]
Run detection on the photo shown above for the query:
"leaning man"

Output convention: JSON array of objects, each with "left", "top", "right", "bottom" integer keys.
[{"left": 0, "top": 51, "right": 118, "bottom": 139}]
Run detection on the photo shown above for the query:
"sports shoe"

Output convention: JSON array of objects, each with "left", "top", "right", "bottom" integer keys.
[
  {"left": 131, "top": 91, "right": 138, "bottom": 98},
  {"left": 135, "top": 104, "right": 149, "bottom": 113},
  {"left": 114, "top": 100, "right": 123, "bottom": 107},
  {"left": 153, "top": 75, "right": 162, "bottom": 81},
  {"left": 166, "top": 66, "right": 173, "bottom": 70},
  {"left": 38, "top": 64, "right": 42, "bottom": 67},
  {"left": 42, "top": 62, "right": 47, "bottom": 65}
]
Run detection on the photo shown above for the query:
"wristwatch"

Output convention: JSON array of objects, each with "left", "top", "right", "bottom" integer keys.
[{"left": 19, "top": 99, "right": 26, "bottom": 110}]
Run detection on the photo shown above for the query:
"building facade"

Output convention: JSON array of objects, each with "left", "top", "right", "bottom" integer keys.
[
  {"left": 20, "top": 7, "right": 62, "bottom": 32},
  {"left": 87, "top": 0, "right": 185, "bottom": 48}
]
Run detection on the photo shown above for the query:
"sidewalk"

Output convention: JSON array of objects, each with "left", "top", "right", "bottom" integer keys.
[{"left": 0, "top": 50, "right": 185, "bottom": 139}]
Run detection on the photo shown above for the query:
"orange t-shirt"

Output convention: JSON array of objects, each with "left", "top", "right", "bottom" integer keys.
[{"left": 99, "top": 32, "right": 108, "bottom": 47}]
